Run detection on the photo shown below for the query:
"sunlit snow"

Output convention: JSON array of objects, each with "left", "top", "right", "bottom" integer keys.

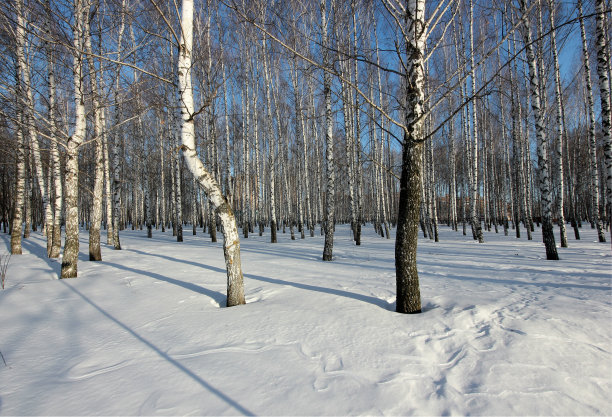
[{"left": 0, "top": 224, "right": 610, "bottom": 415}]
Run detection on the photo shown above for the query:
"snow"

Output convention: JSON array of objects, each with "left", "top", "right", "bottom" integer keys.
[{"left": 0, "top": 224, "right": 610, "bottom": 416}]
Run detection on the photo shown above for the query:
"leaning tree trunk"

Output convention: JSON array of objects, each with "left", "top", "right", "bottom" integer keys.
[
  {"left": 178, "top": 0, "right": 244, "bottom": 307},
  {"left": 595, "top": 0, "right": 612, "bottom": 247},
  {"left": 61, "top": 0, "right": 87, "bottom": 278},
  {"left": 396, "top": 0, "right": 426, "bottom": 314},
  {"left": 16, "top": 0, "right": 52, "bottom": 245},
  {"left": 520, "top": 0, "right": 559, "bottom": 260}
]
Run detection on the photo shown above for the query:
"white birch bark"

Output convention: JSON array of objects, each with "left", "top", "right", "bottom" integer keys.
[
  {"left": 548, "top": 0, "right": 568, "bottom": 247},
  {"left": 174, "top": 111, "right": 184, "bottom": 242},
  {"left": 579, "top": 0, "right": 606, "bottom": 242},
  {"left": 112, "top": 0, "right": 127, "bottom": 250},
  {"left": 11, "top": 75, "right": 25, "bottom": 255},
  {"left": 102, "top": 109, "right": 113, "bottom": 244},
  {"left": 519, "top": 0, "right": 559, "bottom": 260},
  {"left": 178, "top": 0, "right": 245, "bottom": 306},
  {"left": 242, "top": 82, "right": 250, "bottom": 238},
  {"left": 469, "top": 0, "right": 484, "bottom": 243},
  {"left": 61, "top": 0, "right": 87, "bottom": 278},
  {"left": 321, "top": 0, "right": 335, "bottom": 261},
  {"left": 16, "top": 0, "right": 52, "bottom": 243},
  {"left": 84, "top": 13, "right": 104, "bottom": 260},
  {"left": 352, "top": 2, "right": 363, "bottom": 245},
  {"left": 261, "top": 37, "right": 278, "bottom": 243},
  {"left": 159, "top": 117, "right": 166, "bottom": 233},
  {"left": 395, "top": 0, "right": 426, "bottom": 314},
  {"left": 595, "top": 0, "right": 612, "bottom": 246},
  {"left": 44, "top": 0, "right": 63, "bottom": 258}
]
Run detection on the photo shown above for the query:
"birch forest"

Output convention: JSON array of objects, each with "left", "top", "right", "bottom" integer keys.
[{"left": 0, "top": 0, "right": 611, "bottom": 313}]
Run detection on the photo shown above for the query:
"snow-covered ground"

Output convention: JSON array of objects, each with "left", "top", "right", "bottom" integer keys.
[{"left": 0, "top": 224, "right": 610, "bottom": 415}]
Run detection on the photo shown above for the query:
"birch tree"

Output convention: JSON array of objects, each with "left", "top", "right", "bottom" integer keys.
[
  {"left": 61, "top": 0, "right": 88, "bottom": 278},
  {"left": 178, "top": 0, "right": 245, "bottom": 306},
  {"left": 84, "top": 8, "right": 105, "bottom": 261},
  {"left": 10, "top": 70, "right": 25, "bottom": 256},
  {"left": 548, "top": 0, "right": 568, "bottom": 248},
  {"left": 595, "top": 0, "right": 612, "bottom": 246},
  {"left": 321, "top": 0, "right": 335, "bottom": 261},
  {"left": 518, "top": 0, "right": 559, "bottom": 260},
  {"left": 394, "top": 0, "right": 427, "bottom": 313},
  {"left": 15, "top": 0, "right": 53, "bottom": 249},
  {"left": 578, "top": 0, "right": 606, "bottom": 242}
]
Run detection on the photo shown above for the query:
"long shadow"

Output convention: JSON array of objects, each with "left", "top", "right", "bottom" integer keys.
[
  {"left": 125, "top": 248, "right": 227, "bottom": 275},
  {"left": 20, "top": 237, "right": 57, "bottom": 272},
  {"left": 125, "top": 248, "right": 395, "bottom": 311},
  {"left": 424, "top": 261, "right": 612, "bottom": 281},
  {"left": 245, "top": 273, "right": 394, "bottom": 311},
  {"left": 103, "top": 261, "right": 226, "bottom": 306},
  {"left": 441, "top": 273, "right": 612, "bottom": 291},
  {"left": 238, "top": 245, "right": 320, "bottom": 263},
  {"left": 60, "top": 281, "right": 254, "bottom": 415}
]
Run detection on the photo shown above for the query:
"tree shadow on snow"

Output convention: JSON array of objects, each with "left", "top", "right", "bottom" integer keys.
[
  {"left": 103, "top": 260, "right": 227, "bottom": 307},
  {"left": 440, "top": 273, "right": 611, "bottom": 291},
  {"left": 124, "top": 248, "right": 396, "bottom": 311},
  {"left": 244, "top": 274, "right": 396, "bottom": 311},
  {"left": 60, "top": 281, "right": 254, "bottom": 415}
]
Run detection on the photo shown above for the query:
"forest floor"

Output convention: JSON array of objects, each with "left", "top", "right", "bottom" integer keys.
[{"left": 0, "top": 223, "right": 610, "bottom": 415}]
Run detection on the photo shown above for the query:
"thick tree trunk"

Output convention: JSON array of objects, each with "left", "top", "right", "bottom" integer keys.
[
  {"left": 520, "top": 0, "right": 559, "bottom": 260},
  {"left": 178, "top": 0, "right": 245, "bottom": 307},
  {"left": 396, "top": 0, "right": 425, "bottom": 314},
  {"left": 61, "top": 0, "right": 87, "bottom": 278}
]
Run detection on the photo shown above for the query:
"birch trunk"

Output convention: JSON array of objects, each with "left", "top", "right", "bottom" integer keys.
[
  {"left": 352, "top": 4, "right": 363, "bottom": 245},
  {"left": 519, "top": 0, "right": 559, "bottom": 260},
  {"left": 45, "top": 0, "right": 63, "bottom": 258},
  {"left": 321, "top": 0, "right": 335, "bottom": 261},
  {"left": 396, "top": 0, "right": 425, "bottom": 314},
  {"left": 548, "top": 0, "right": 568, "bottom": 247},
  {"left": 84, "top": 14, "right": 104, "bottom": 261},
  {"left": 242, "top": 82, "right": 250, "bottom": 238},
  {"left": 178, "top": 0, "right": 245, "bottom": 307},
  {"left": 111, "top": 0, "right": 127, "bottom": 250},
  {"left": 595, "top": 0, "right": 612, "bottom": 247},
  {"left": 16, "top": 0, "right": 52, "bottom": 243},
  {"left": 61, "top": 0, "right": 87, "bottom": 278},
  {"left": 11, "top": 85, "right": 25, "bottom": 255},
  {"left": 469, "top": 0, "right": 484, "bottom": 243},
  {"left": 579, "top": 0, "right": 606, "bottom": 242}
]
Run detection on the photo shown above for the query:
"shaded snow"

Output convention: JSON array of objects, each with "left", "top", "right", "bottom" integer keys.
[{"left": 0, "top": 225, "right": 610, "bottom": 415}]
